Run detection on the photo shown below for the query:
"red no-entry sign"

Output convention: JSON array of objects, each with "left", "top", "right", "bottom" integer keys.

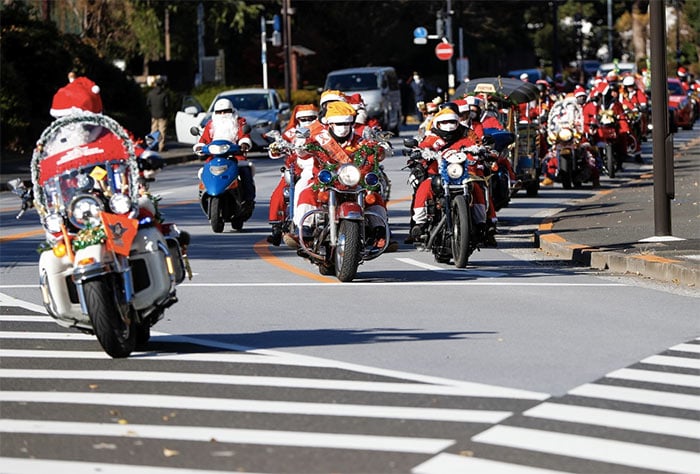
[{"left": 435, "top": 43, "right": 454, "bottom": 61}]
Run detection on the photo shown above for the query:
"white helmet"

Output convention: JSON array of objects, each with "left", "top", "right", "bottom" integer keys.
[
  {"left": 622, "top": 76, "right": 635, "bottom": 87},
  {"left": 214, "top": 98, "right": 236, "bottom": 114}
]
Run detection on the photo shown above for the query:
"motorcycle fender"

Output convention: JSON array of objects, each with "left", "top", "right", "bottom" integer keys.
[
  {"left": 39, "top": 250, "right": 88, "bottom": 327},
  {"left": 336, "top": 202, "right": 363, "bottom": 221},
  {"left": 201, "top": 158, "right": 238, "bottom": 196},
  {"left": 129, "top": 228, "right": 172, "bottom": 310}
]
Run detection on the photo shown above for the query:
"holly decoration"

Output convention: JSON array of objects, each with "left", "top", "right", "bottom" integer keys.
[{"left": 72, "top": 223, "right": 107, "bottom": 250}]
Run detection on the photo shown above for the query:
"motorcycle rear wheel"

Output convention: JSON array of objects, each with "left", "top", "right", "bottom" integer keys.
[
  {"left": 335, "top": 220, "right": 362, "bottom": 282},
  {"left": 83, "top": 277, "right": 135, "bottom": 358},
  {"left": 209, "top": 197, "right": 225, "bottom": 233},
  {"left": 451, "top": 195, "right": 471, "bottom": 268}
]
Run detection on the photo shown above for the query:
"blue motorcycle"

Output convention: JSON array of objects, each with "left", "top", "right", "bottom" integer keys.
[{"left": 194, "top": 139, "right": 255, "bottom": 233}]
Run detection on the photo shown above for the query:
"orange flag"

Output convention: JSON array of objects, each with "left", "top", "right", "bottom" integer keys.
[{"left": 100, "top": 212, "right": 138, "bottom": 256}]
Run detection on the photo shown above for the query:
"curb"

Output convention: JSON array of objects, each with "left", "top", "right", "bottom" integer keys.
[{"left": 538, "top": 229, "right": 699, "bottom": 287}]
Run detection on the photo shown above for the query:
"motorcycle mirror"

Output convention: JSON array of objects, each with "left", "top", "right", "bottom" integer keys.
[
  {"left": 190, "top": 126, "right": 201, "bottom": 137},
  {"left": 403, "top": 138, "right": 418, "bottom": 148}
]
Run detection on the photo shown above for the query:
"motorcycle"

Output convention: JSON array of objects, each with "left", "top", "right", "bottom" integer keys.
[
  {"left": 591, "top": 108, "right": 623, "bottom": 178},
  {"left": 481, "top": 129, "right": 516, "bottom": 211},
  {"left": 193, "top": 129, "right": 255, "bottom": 233},
  {"left": 30, "top": 112, "right": 189, "bottom": 358},
  {"left": 543, "top": 97, "right": 599, "bottom": 188},
  {"left": 295, "top": 141, "right": 390, "bottom": 282},
  {"left": 404, "top": 139, "right": 491, "bottom": 268}
]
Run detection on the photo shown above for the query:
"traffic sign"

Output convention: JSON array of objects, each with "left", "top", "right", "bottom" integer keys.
[
  {"left": 435, "top": 42, "right": 453, "bottom": 61},
  {"left": 413, "top": 27, "right": 428, "bottom": 38}
]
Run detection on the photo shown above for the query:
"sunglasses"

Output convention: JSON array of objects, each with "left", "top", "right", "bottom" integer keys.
[
  {"left": 215, "top": 109, "right": 233, "bottom": 114},
  {"left": 297, "top": 116, "right": 315, "bottom": 123}
]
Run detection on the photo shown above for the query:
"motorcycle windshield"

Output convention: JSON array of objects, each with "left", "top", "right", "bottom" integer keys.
[{"left": 31, "top": 113, "right": 140, "bottom": 223}]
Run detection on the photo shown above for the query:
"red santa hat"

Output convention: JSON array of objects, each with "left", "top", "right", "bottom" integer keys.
[
  {"left": 574, "top": 85, "right": 587, "bottom": 98},
  {"left": 50, "top": 77, "right": 103, "bottom": 118},
  {"left": 453, "top": 98, "right": 468, "bottom": 114}
]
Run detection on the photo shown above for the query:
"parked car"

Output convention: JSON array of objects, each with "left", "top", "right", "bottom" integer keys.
[
  {"left": 323, "top": 66, "right": 402, "bottom": 134},
  {"left": 175, "top": 88, "right": 290, "bottom": 148},
  {"left": 668, "top": 78, "right": 696, "bottom": 132}
]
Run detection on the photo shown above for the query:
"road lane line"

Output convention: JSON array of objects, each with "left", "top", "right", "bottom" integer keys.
[
  {"left": 0, "top": 419, "right": 454, "bottom": 454},
  {"left": 472, "top": 425, "right": 700, "bottom": 474},
  {"left": 0, "top": 228, "right": 44, "bottom": 243},
  {"left": 606, "top": 368, "right": 700, "bottom": 388},
  {"left": 0, "top": 331, "right": 95, "bottom": 340},
  {"left": 568, "top": 383, "right": 700, "bottom": 411},
  {"left": 0, "top": 391, "right": 511, "bottom": 423},
  {"left": 253, "top": 240, "right": 337, "bottom": 283},
  {"left": 523, "top": 402, "right": 700, "bottom": 439},
  {"left": 395, "top": 257, "right": 507, "bottom": 277}
]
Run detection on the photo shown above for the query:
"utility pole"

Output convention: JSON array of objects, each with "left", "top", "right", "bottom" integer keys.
[
  {"left": 282, "top": 0, "right": 293, "bottom": 104},
  {"left": 648, "top": 0, "right": 675, "bottom": 238},
  {"left": 607, "top": 0, "right": 614, "bottom": 61},
  {"left": 445, "top": 0, "right": 454, "bottom": 96}
]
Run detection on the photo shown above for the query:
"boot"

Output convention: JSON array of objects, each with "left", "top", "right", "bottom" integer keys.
[
  {"left": 410, "top": 224, "right": 427, "bottom": 244},
  {"left": 485, "top": 223, "right": 498, "bottom": 248},
  {"left": 266, "top": 224, "right": 283, "bottom": 246}
]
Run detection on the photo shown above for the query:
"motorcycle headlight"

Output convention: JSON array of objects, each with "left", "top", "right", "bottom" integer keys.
[
  {"left": 318, "top": 169, "right": 334, "bottom": 184},
  {"left": 45, "top": 212, "right": 63, "bottom": 234},
  {"left": 447, "top": 163, "right": 465, "bottom": 179},
  {"left": 558, "top": 128, "right": 573, "bottom": 142},
  {"left": 208, "top": 143, "right": 230, "bottom": 155},
  {"left": 109, "top": 193, "right": 132, "bottom": 215},
  {"left": 209, "top": 164, "right": 229, "bottom": 176},
  {"left": 69, "top": 194, "right": 103, "bottom": 229},
  {"left": 337, "top": 164, "right": 361, "bottom": 186},
  {"left": 364, "top": 172, "right": 379, "bottom": 187}
]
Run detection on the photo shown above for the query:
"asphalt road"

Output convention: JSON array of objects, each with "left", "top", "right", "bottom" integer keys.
[{"left": 0, "top": 131, "right": 698, "bottom": 473}]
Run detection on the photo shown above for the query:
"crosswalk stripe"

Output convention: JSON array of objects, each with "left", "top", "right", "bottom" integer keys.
[
  {"left": 0, "top": 331, "right": 95, "bottom": 340},
  {"left": 0, "top": 419, "right": 455, "bottom": 454},
  {"left": 0, "top": 391, "right": 512, "bottom": 423},
  {"left": 412, "top": 452, "right": 570, "bottom": 474},
  {"left": 641, "top": 355, "right": 700, "bottom": 369},
  {"left": 606, "top": 368, "right": 700, "bottom": 388},
  {"left": 472, "top": 425, "right": 700, "bottom": 474},
  {"left": 0, "top": 315, "right": 53, "bottom": 322},
  {"left": 0, "top": 369, "right": 531, "bottom": 399},
  {"left": 523, "top": 402, "right": 700, "bottom": 439},
  {"left": 568, "top": 383, "right": 700, "bottom": 411},
  {"left": 669, "top": 343, "right": 700, "bottom": 354},
  {"left": 0, "top": 457, "right": 240, "bottom": 474}
]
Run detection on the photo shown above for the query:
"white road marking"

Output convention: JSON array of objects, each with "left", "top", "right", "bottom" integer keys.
[
  {"left": 668, "top": 343, "right": 700, "bottom": 354},
  {"left": 0, "top": 458, "right": 241, "bottom": 474},
  {"left": 472, "top": 425, "right": 700, "bottom": 474},
  {"left": 0, "top": 368, "right": 533, "bottom": 399},
  {"left": 0, "top": 331, "right": 94, "bottom": 340},
  {"left": 568, "top": 383, "right": 700, "bottom": 411},
  {"left": 523, "top": 402, "right": 700, "bottom": 439},
  {"left": 0, "top": 419, "right": 454, "bottom": 454},
  {"left": 641, "top": 355, "right": 700, "bottom": 370},
  {"left": 606, "top": 368, "right": 700, "bottom": 388},
  {"left": 412, "top": 452, "right": 569, "bottom": 474},
  {"left": 0, "top": 281, "right": 628, "bottom": 288},
  {"left": 0, "top": 391, "right": 511, "bottom": 424},
  {"left": 395, "top": 257, "right": 507, "bottom": 277}
]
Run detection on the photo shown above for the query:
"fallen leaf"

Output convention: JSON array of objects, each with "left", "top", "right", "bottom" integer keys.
[
  {"left": 163, "top": 448, "right": 180, "bottom": 457},
  {"left": 117, "top": 419, "right": 128, "bottom": 425}
]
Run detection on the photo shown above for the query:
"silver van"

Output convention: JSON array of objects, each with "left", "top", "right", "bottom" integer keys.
[{"left": 324, "top": 66, "right": 403, "bottom": 134}]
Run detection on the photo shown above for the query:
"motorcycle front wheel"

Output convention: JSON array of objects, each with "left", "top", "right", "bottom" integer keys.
[
  {"left": 209, "top": 197, "right": 225, "bottom": 233},
  {"left": 451, "top": 195, "right": 471, "bottom": 268},
  {"left": 334, "top": 220, "right": 362, "bottom": 282},
  {"left": 83, "top": 277, "right": 135, "bottom": 358},
  {"left": 606, "top": 143, "right": 616, "bottom": 178}
]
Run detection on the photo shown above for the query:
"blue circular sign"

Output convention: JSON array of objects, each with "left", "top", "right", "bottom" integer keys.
[{"left": 413, "top": 27, "right": 428, "bottom": 38}]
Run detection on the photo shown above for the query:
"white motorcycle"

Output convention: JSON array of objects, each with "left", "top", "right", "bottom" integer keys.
[{"left": 31, "top": 112, "right": 189, "bottom": 358}]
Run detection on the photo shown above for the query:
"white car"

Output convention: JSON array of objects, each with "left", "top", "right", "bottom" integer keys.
[{"left": 175, "top": 88, "right": 290, "bottom": 149}]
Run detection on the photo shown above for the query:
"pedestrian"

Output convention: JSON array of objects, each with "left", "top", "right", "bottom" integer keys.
[
  {"left": 146, "top": 77, "right": 169, "bottom": 152},
  {"left": 410, "top": 71, "right": 428, "bottom": 122}
]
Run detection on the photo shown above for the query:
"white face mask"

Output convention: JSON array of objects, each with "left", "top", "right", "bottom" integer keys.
[
  {"left": 413, "top": 75, "right": 420, "bottom": 82},
  {"left": 330, "top": 123, "right": 353, "bottom": 138},
  {"left": 437, "top": 120, "right": 458, "bottom": 132}
]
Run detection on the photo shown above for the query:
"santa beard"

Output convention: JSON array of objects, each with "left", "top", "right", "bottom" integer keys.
[{"left": 211, "top": 113, "right": 239, "bottom": 141}]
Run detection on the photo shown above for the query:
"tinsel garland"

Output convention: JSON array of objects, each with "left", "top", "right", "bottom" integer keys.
[{"left": 72, "top": 223, "right": 107, "bottom": 250}]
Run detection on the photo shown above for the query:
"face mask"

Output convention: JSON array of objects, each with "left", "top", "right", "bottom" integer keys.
[
  {"left": 413, "top": 75, "right": 420, "bottom": 82},
  {"left": 438, "top": 121, "right": 458, "bottom": 132},
  {"left": 330, "top": 123, "right": 353, "bottom": 138}
]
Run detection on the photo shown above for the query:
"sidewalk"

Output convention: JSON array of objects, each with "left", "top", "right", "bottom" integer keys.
[{"left": 537, "top": 135, "right": 700, "bottom": 288}]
